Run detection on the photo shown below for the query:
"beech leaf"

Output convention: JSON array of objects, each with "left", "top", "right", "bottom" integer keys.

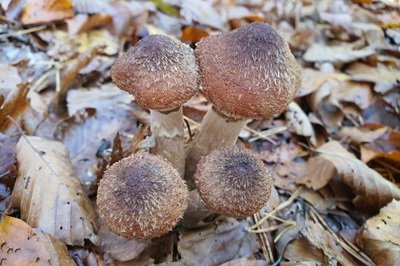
[
  {"left": 0, "top": 216, "right": 75, "bottom": 265},
  {"left": 316, "top": 141, "right": 400, "bottom": 211},
  {"left": 12, "top": 136, "right": 98, "bottom": 245},
  {"left": 357, "top": 200, "right": 400, "bottom": 265}
]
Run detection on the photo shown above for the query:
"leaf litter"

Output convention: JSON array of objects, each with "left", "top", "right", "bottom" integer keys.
[{"left": 0, "top": 0, "right": 399, "bottom": 265}]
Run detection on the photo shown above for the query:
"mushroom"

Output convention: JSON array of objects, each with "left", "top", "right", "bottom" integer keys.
[
  {"left": 194, "top": 146, "right": 272, "bottom": 218},
  {"left": 111, "top": 35, "right": 200, "bottom": 176},
  {"left": 97, "top": 153, "right": 189, "bottom": 240},
  {"left": 185, "top": 23, "right": 302, "bottom": 185}
]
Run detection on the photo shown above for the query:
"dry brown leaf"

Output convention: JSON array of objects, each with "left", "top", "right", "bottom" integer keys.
[
  {"left": 329, "top": 81, "right": 373, "bottom": 110},
  {"left": 97, "top": 222, "right": 149, "bottom": 262},
  {"left": 220, "top": 258, "right": 268, "bottom": 266},
  {"left": 337, "top": 124, "right": 388, "bottom": 144},
  {"left": 21, "top": 0, "right": 74, "bottom": 24},
  {"left": 181, "top": 27, "right": 209, "bottom": 44},
  {"left": 0, "top": 84, "right": 29, "bottom": 132},
  {"left": 54, "top": 108, "right": 135, "bottom": 193},
  {"left": 12, "top": 136, "right": 98, "bottom": 245},
  {"left": 295, "top": 157, "right": 336, "bottom": 190},
  {"left": 49, "top": 48, "right": 98, "bottom": 114},
  {"left": 286, "top": 102, "right": 317, "bottom": 145},
  {"left": 303, "top": 43, "right": 375, "bottom": 63},
  {"left": 360, "top": 145, "right": 400, "bottom": 164},
  {"left": 296, "top": 68, "right": 350, "bottom": 97},
  {"left": 317, "top": 141, "right": 400, "bottom": 211},
  {"left": 357, "top": 199, "right": 400, "bottom": 265},
  {"left": 0, "top": 216, "right": 75, "bottom": 265},
  {"left": 178, "top": 218, "right": 260, "bottom": 266},
  {"left": 281, "top": 238, "right": 325, "bottom": 266},
  {"left": 346, "top": 62, "right": 400, "bottom": 94}
]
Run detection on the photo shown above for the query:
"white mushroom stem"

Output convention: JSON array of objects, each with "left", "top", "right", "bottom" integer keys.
[
  {"left": 150, "top": 108, "right": 185, "bottom": 176},
  {"left": 185, "top": 108, "right": 247, "bottom": 188}
]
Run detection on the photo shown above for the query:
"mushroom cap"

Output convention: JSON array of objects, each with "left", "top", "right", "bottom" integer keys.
[
  {"left": 97, "top": 153, "right": 189, "bottom": 240},
  {"left": 110, "top": 34, "right": 199, "bottom": 111},
  {"left": 195, "top": 22, "right": 302, "bottom": 120},
  {"left": 194, "top": 146, "right": 272, "bottom": 218}
]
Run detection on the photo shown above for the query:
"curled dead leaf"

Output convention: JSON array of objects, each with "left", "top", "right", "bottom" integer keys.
[
  {"left": 317, "top": 141, "right": 400, "bottom": 211},
  {"left": 0, "top": 216, "right": 75, "bottom": 265},
  {"left": 12, "top": 136, "right": 98, "bottom": 245},
  {"left": 21, "top": 0, "right": 74, "bottom": 25},
  {"left": 357, "top": 199, "right": 400, "bottom": 265}
]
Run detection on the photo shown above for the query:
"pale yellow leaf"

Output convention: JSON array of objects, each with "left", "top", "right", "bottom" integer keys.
[
  {"left": 317, "top": 141, "right": 400, "bottom": 211},
  {"left": 12, "top": 136, "right": 98, "bottom": 245}
]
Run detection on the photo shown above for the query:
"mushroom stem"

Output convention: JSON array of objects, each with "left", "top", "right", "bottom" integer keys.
[
  {"left": 150, "top": 108, "right": 185, "bottom": 176},
  {"left": 185, "top": 108, "right": 247, "bottom": 188}
]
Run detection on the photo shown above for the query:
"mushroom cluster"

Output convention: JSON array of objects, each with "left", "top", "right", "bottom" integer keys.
[{"left": 98, "top": 22, "right": 301, "bottom": 241}]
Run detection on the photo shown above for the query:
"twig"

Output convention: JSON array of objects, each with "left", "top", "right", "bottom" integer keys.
[{"left": 0, "top": 25, "right": 46, "bottom": 39}]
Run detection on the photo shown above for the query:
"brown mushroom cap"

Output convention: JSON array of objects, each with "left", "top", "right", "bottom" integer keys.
[
  {"left": 110, "top": 34, "right": 199, "bottom": 111},
  {"left": 195, "top": 22, "right": 302, "bottom": 120},
  {"left": 194, "top": 146, "right": 272, "bottom": 218},
  {"left": 97, "top": 153, "right": 188, "bottom": 240}
]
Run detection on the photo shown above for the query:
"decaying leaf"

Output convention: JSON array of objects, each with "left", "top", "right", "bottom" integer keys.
[
  {"left": 281, "top": 238, "right": 325, "bottom": 266},
  {"left": 0, "top": 216, "right": 75, "bottom": 265},
  {"left": 361, "top": 145, "right": 400, "bottom": 164},
  {"left": 346, "top": 62, "right": 400, "bottom": 94},
  {"left": 0, "top": 64, "right": 22, "bottom": 97},
  {"left": 12, "top": 136, "right": 98, "bottom": 245},
  {"left": 0, "top": 84, "right": 29, "bottom": 132},
  {"left": 303, "top": 43, "right": 375, "bottom": 63},
  {"left": 317, "top": 141, "right": 400, "bottom": 211},
  {"left": 286, "top": 102, "right": 317, "bottom": 145},
  {"left": 357, "top": 199, "right": 400, "bottom": 265},
  {"left": 66, "top": 83, "right": 134, "bottom": 116},
  {"left": 54, "top": 108, "right": 135, "bottom": 193},
  {"left": 98, "top": 222, "right": 149, "bottom": 262},
  {"left": 178, "top": 218, "right": 260, "bottom": 266},
  {"left": 337, "top": 124, "right": 388, "bottom": 144},
  {"left": 295, "top": 157, "right": 336, "bottom": 190},
  {"left": 21, "top": 0, "right": 74, "bottom": 24},
  {"left": 220, "top": 258, "right": 268, "bottom": 266}
]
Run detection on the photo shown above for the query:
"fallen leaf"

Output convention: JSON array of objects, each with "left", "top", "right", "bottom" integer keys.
[
  {"left": 66, "top": 13, "right": 112, "bottom": 35},
  {"left": 329, "top": 81, "right": 373, "bottom": 110},
  {"left": 361, "top": 145, "right": 400, "bottom": 164},
  {"left": 281, "top": 238, "right": 325, "bottom": 266},
  {"left": 357, "top": 199, "right": 400, "bottom": 265},
  {"left": 178, "top": 218, "right": 260, "bottom": 266},
  {"left": 97, "top": 222, "right": 149, "bottom": 262},
  {"left": 286, "top": 102, "right": 317, "bottom": 145},
  {"left": 12, "top": 136, "right": 98, "bottom": 245},
  {"left": 54, "top": 108, "right": 135, "bottom": 193},
  {"left": 0, "top": 84, "right": 29, "bottom": 132},
  {"left": 345, "top": 62, "right": 400, "bottom": 94},
  {"left": 303, "top": 43, "right": 375, "bottom": 63},
  {"left": 0, "top": 64, "right": 22, "bottom": 97},
  {"left": 180, "top": 0, "right": 226, "bottom": 30},
  {"left": 317, "top": 141, "right": 400, "bottom": 211},
  {"left": 21, "top": 0, "right": 74, "bottom": 25},
  {"left": 336, "top": 124, "right": 388, "bottom": 144},
  {"left": 66, "top": 83, "right": 134, "bottom": 116},
  {"left": 295, "top": 157, "right": 336, "bottom": 190},
  {"left": 0, "top": 216, "right": 75, "bottom": 265},
  {"left": 181, "top": 26, "right": 209, "bottom": 44}
]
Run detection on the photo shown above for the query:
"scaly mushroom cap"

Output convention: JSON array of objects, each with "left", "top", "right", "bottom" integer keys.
[
  {"left": 195, "top": 146, "right": 272, "bottom": 218},
  {"left": 195, "top": 23, "right": 302, "bottom": 120},
  {"left": 97, "top": 153, "right": 189, "bottom": 240},
  {"left": 110, "top": 34, "right": 199, "bottom": 111}
]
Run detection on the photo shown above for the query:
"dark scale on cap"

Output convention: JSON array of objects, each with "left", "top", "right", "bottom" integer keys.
[
  {"left": 97, "top": 153, "right": 189, "bottom": 240},
  {"left": 195, "top": 146, "right": 272, "bottom": 218},
  {"left": 195, "top": 23, "right": 302, "bottom": 120},
  {"left": 111, "top": 34, "right": 199, "bottom": 111}
]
